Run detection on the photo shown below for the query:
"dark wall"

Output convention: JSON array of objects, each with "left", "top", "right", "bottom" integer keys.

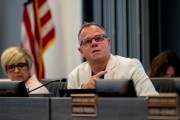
[
  {"left": 161, "top": 0, "right": 180, "bottom": 55},
  {"left": 149, "top": 0, "right": 180, "bottom": 62}
]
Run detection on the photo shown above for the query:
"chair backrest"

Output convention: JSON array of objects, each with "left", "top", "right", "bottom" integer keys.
[
  {"left": 150, "top": 78, "right": 175, "bottom": 93},
  {"left": 172, "top": 78, "right": 180, "bottom": 95},
  {"left": 40, "top": 78, "right": 67, "bottom": 97}
]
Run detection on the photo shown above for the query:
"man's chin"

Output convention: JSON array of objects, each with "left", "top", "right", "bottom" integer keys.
[
  {"left": 92, "top": 56, "right": 106, "bottom": 62},
  {"left": 91, "top": 53, "right": 102, "bottom": 58}
]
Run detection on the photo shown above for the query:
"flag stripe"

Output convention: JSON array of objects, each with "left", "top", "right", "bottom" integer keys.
[
  {"left": 41, "top": 11, "right": 51, "bottom": 26},
  {"left": 38, "top": 0, "right": 46, "bottom": 7},
  {"left": 43, "top": 29, "right": 55, "bottom": 50},
  {"left": 42, "top": 19, "right": 54, "bottom": 37}
]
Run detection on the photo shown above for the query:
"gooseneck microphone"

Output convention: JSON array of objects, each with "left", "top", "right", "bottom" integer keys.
[{"left": 28, "top": 79, "right": 61, "bottom": 93}]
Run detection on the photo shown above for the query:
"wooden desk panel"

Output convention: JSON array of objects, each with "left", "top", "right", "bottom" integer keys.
[
  {"left": 0, "top": 97, "right": 49, "bottom": 120},
  {"left": 0, "top": 97, "right": 148, "bottom": 120},
  {"left": 51, "top": 97, "right": 148, "bottom": 120}
]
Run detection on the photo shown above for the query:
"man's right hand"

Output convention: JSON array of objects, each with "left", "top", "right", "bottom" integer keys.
[{"left": 81, "top": 71, "right": 107, "bottom": 89}]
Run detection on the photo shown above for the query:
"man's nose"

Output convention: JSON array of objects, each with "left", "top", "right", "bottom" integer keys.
[
  {"left": 91, "top": 39, "right": 97, "bottom": 43},
  {"left": 91, "top": 39, "right": 98, "bottom": 47}
]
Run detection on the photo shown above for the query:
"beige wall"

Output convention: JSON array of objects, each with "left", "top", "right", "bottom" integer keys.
[{"left": 44, "top": 0, "right": 82, "bottom": 79}]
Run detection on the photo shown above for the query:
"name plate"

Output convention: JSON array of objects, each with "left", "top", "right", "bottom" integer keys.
[
  {"left": 147, "top": 93, "right": 179, "bottom": 120},
  {"left": 71, "top": 94, "right": 97, "bottom": 117}
]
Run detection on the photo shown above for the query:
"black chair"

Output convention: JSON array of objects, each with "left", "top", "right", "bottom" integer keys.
[
  {"left": 150, "top": 78, "right": 176, "bottom": 93},
  {"left": 172, "top": 78, "right": 180, "bottom": 95},
  {"left": 40, "top": 78, "right": 67, "bottom": 97}
]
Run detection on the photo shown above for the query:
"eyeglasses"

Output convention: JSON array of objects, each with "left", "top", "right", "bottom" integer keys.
[
  {"left": 80, "top": 34, "right": 107, "bottom": 46},
  {"left": 6, "top": 63, "right": 28, "bottom": 72}
]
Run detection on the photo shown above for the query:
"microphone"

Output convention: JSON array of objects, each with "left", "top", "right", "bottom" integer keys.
[{"left": 28, "top": 79, "right": 61, "bottom": 93}]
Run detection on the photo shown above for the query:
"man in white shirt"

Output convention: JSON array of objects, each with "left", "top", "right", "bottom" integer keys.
[{"left": 67, "top": 22, "right": 158, "bottom": 96}]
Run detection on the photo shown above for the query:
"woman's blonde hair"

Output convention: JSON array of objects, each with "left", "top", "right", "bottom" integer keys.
[{"left": 1, "top": 47, "right": 34, "bottom": 73}]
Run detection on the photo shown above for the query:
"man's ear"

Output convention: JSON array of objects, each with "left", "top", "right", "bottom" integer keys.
[
  {"left": 107, "top": 38, "right": 111, "bottom": 45},
  {"left": 106, "top": 38, "right": 111, "bottom": 50},
  {"left": 78, "top": 47, "right": 85, "bottom": 57}
]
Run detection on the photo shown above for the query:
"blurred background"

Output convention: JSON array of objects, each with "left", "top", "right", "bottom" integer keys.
[{"left": 0, "top": 0, "right": 180, "bottom": 79}]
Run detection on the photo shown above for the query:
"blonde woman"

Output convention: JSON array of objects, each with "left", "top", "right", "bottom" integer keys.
[{"left": 1, "top": 47, "right": 49, "bottom": 94}]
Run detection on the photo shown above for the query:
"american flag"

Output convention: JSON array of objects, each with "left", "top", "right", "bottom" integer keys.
[{"left": 21, "top": 0, "right": 55, "bottom": 79}]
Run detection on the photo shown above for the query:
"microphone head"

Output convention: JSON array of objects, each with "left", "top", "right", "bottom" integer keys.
[{"left": 61, "top": 78, "right": 67, "bottom": 82}]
